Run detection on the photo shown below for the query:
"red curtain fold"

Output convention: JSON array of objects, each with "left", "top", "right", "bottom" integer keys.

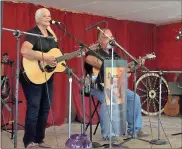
[
  {"left": 124, "top": 21, "right": 156, "bottom": 89},
  {"left": 2, "top": 2, "right": 181, "bottom": 127}
]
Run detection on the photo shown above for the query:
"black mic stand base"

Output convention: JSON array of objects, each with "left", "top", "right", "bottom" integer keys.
[
  {"left": 1, "top": 100, "right": 24, "bottom": 140},
  {"left": 172, "top": 132, "right": 182, "bottom": 136},
  {"left": 150, "top": 139, "right": 168, "bottom": 145},
  {"left": 149, "top": 71, "right": 168, "bottom": 146},
  {"left": 171, "top": 132, "right": 182, "bottom": 148},
  {"left": 118, "top": 136, "right": 152, "bottom": 146},
  {"left": 1, "top": 121, "right": 24, "bottom": 139}
]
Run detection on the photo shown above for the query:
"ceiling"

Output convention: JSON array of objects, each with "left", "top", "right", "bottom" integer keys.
[{"left": 7, "top": 0, "right": 182, "bottom": 25}]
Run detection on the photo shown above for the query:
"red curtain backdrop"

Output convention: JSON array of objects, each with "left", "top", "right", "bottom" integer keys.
[
  {"left": 2, "top": 2, "right": 181, "bottom": 127},
  {"left": 156, "top": 22, "right": 182, "bottom": 82}
]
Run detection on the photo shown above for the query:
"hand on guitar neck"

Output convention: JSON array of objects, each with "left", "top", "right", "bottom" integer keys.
[
  {"left": 128, "top": 53, "right": 156, "bottom": 76},
  {"left": 76, "top": 43, "right": 99, "bottom": 58}
]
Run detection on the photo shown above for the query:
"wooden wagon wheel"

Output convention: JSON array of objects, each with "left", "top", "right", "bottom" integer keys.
[{"left": 136, "top": 73, "right": 170, "bottom": 116}]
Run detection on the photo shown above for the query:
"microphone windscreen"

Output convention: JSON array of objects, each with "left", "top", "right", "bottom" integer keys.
[{"left": 50, "top": 20, "right": 56, "bottom": 24}]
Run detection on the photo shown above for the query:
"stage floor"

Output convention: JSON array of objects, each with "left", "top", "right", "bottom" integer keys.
[{"left": 1, "top": 115, "right": 182, "bottom": 148}]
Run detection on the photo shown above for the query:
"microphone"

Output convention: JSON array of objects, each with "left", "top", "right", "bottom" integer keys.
[
  {"left": 109, "top": 39, "right": 116, "bottom": 46},
  {"left": 86, "top": 21, "right": 106, "bottom": 31},
  {"left": 50, "top": 20, "right": 63, "bottom": 25}
]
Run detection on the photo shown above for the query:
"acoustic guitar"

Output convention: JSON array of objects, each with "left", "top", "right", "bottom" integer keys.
[
  {"left": 92, "top": 52, "right": 156, "bottom": 80},
  {"left": 22, "top": 48, "right": 82, "bottom": 84},
  {"left": 164, "top": 95, "right": 180, "bottom": 116}
]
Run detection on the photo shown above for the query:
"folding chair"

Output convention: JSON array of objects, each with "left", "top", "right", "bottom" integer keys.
[{"left": 82, "top": 91, "right": 101, "bottom": 141}]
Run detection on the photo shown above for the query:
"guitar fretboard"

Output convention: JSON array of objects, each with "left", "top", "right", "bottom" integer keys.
[{"left": 56, "top": 49, "right": 82, "bottom": 63}]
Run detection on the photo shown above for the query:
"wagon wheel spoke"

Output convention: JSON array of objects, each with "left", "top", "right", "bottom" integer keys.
[{"left": 136, "top": 73, "right": 169, "bottom": 116}]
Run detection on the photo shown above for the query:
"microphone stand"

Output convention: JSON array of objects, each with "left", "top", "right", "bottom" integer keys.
[
  {"left": 96, "top": 27, "right": 151, "bottom": 147},
  {"left": 62, "top": 64, "right": 83, "bottom": 138},
  {"left": 55, "top": 24, "right": 103, "bottom": 135},
  {"left": 1, "top": 60, "right": 25, "bottom": 140},
  {"left": 150, "top": 71, "right": 168, "bottom": 145},
  {"left": 109, "top": 47, "right": 114, "bottom": 148},
  {"left": 2, "top": 28, "right": 54, "bottom": 148}
]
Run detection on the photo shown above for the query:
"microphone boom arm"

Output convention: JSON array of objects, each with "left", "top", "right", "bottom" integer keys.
[{"left": 55, "top": 24, "right": 105, "bottom": 60}]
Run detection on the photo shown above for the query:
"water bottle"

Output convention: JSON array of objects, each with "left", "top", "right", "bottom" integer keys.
[{"left": 85, "top": 74, "right": 91, "bottom": 94}]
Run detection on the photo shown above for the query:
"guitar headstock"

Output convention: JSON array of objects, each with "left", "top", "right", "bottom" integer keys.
[{"left": 143, "top": 52, "right": 156, "bottom": 60}]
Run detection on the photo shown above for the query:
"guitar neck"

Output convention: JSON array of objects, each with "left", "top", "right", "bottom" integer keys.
[{"left": 56, "top": 49, "right": 81, "bottom": 63}]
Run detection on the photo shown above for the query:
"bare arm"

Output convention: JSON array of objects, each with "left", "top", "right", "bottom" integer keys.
[
  {"left": 21, "top": 41, "right": 57, "bottom": 66},
  {"left": 128, "top": 57, "right": 145, "bottom": 72},
  {"left": 85, "top": 55, "right": 102, "bottom": 69},
  {"left": 21, "top": 41, "right": 46, "bottom": 60},
  {"left": 128, "top": 61, "right": 140, "bottom": 71}
]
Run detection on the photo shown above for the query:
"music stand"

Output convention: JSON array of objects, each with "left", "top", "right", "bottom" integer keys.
[
  {"left": 2, "top": 27, "right": 54, "bottom": 148},
  {"left": 103, "top": 59, "right": 128, "bottom": 147}
]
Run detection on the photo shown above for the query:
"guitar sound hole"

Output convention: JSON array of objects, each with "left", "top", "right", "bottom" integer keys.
[{"left": 44, "top": 65, "right": 56, "bottom": 73}]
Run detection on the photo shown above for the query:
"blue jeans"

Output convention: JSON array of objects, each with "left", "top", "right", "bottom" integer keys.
[
  {"left": 91, "top": 88, "right": 142, "bottom": 138},
  {"left": 20, "top": 73, "right": 53, "bottom": 147}
]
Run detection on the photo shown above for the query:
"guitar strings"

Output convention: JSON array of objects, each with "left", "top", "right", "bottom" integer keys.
[{"left": 39, "top": 37, "right": 60, "bottom": 148}]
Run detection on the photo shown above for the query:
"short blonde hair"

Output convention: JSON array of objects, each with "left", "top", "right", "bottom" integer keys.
[
  {"left": 35, "top": 8, "right": 49, "bottom": 23},
  {"left": 47, "top": 26, "right": 58, "bottom": 42}
]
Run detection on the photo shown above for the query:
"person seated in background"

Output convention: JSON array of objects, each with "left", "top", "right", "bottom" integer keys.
[{"left": 84, "top": 28, "right": 149, "bottom": 141}]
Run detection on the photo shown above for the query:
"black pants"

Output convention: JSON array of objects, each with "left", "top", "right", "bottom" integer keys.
[{"left": 20, "top": 73, "right": 53, "bottom": 147}]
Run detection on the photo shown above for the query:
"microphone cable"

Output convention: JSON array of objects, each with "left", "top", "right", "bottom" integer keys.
[{"left": 38, "top": 37, "right": 60, "bottom": 148}]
